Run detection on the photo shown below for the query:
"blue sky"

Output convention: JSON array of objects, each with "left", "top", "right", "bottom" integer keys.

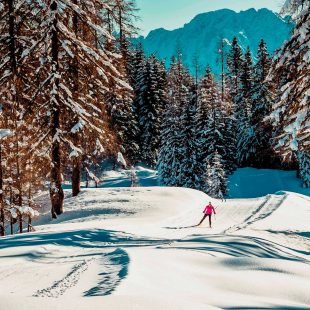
[{"left": 136, "top": 0, "right": 285, "bottom": 36}]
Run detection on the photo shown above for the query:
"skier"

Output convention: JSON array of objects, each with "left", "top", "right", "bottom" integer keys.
[{"left": 197, "top": 202, "right": 216, "bottom": 227}]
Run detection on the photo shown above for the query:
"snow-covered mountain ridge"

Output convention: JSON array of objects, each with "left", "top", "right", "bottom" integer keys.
[{"left": 135, "top": 8, "right": 294, "bottom": 75}]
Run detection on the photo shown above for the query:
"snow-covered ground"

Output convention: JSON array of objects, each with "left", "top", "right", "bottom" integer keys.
[
  {"left": 228, "top": 168, "right": 310, "bottom": 198},
  {"left": 79, "top": 166, "right": 310, "bottom": 198},
  {"left": 0, "top": 186, "right": 309, "bottom": 309}
]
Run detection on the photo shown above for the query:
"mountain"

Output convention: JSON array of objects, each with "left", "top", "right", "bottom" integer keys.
[{"left": 135, "top": 8, "right": 294, "bottom": 76}]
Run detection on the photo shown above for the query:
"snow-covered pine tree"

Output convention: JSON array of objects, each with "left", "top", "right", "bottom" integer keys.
[
  {"left": 297, "top": 151, "right": 310, "bottom": 188},
  {"left": 282, "top": 0, "right": 309, "bottom": 16},
  {"left": 268, "top": 0, "right": 310, "bottom": 187},
  {"left": 222, "top": 77, "right": 237, "bottom": 174},
  {"left": 178, "top": 83, "right": 199, "bottom": 189},
  {"left": 139, "top": 55, "right": 168, "bottom": 167},
  {"left": 236, "top": 47, "right": 256, "bottom": 165},
  {"left": 129, "top": 43, "right": 146, "bottom": 118},
  {"left": 158, "top": 103, "right": 177, "bottom": 186},
  {"left": 158, "top": 54, "right": 192, "bottom": 187},
  {"left": 217, "top": 38, "right": 237, "bottom": 174},
  {"left": 252, "top": 40, "right": 273, "bottom": 122},
  {"left": 104, "top": 40, "right": 140, "bottom": 165},
  {"left": 206, "top": 151, "right": 228, "bottom": 199},
  {"left": 102, "top": 1, "right": 141, "bottom": 165},
  {"left": 195, "top": 68, "right": 226, "bottom": 191},
  {"left": 227, "top": 36, "right": 244, "bottom": 106},
  {"left": 250, "top": 39, "right": 276, "bottom": 167}
]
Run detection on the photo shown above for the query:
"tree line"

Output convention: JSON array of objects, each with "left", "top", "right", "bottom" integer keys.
[{"left": 0, "top": 0, "right": 308, "bottom": 235}]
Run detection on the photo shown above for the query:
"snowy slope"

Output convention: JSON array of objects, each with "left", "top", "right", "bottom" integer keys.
[
  {"left": 135, "top": 8, "right": 293, "bottom": 75},
  {"left": 0, "top": 187, "right": 309, "bottom": 309}
]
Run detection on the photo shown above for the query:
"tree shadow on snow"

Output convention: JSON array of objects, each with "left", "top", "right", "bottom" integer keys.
[
  {"left": 164, "top": 234, "right": 310, "bottom": 263},
  {"left": 83, "top": 248, "right": 129, "bottom": 297},
  {"left": 0, "top": 228, "right": 171, "bottom": 255}
]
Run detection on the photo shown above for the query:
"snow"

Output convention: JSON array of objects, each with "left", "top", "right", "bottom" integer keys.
[
  {"left": 0, "top": 128, "right": 12, "bottom": 139},
  {"left": 117, "top": 152, "right": 127, "bottom": 168},
  {"left": 0, "top": 185, "right": 309, "bottom": 309},
  {"left": 65, "top": 166, "right": 310, "bottom": 197},
  {"left": 228, "top": 168, "right": 310, "bottom": 198},
  {"left": 100, "top": 165, "right": 158, "bottom": 188}
]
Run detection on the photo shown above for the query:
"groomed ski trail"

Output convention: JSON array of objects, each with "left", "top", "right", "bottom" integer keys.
[{"left": 224, "top": 194, "right": 288, "bottom": 234}]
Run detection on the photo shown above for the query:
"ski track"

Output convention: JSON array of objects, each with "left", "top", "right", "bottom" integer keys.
[
  {"left": 33, "top": 260, "right": 90, "bottom": 298},
  {"left": 33, "top": 248, "right": 130, "bottom": 298},
  {"left": 225, "top": 194, "right": 288, "bottom": 234}
]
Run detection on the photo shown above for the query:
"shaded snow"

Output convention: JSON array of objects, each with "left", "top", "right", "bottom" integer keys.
[{"left": 228, "top": 168, "right": 310, "bottom": 198}]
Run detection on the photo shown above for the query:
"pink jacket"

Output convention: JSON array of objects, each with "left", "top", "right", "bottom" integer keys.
[{"left": 203, "top": 204, "right": 216, "bottom": 215}]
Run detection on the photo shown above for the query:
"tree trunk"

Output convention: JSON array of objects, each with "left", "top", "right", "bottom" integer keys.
[
  {"left": 72, "top": 158, "right": 81, "bottom": 196},
  {"left": 0, "top": 145, "right": 4, "bottom": 237},
  {"left": 10, "top": 218, "right": 13, "bottom": 235},
  {"left": 50, "top": 1, "right": 64, "bottom": 218},
  {"left": 71, "top": 0, "right": 81, "bottom": 197},
  {"left": 19, "top": 213, "right": 22, "bottom": 233},
  {"left": 28, "top": 216, "right": 32, "bottom": 232},
  {"left": 8, "top": 0, "right": 17, "bottom": 72},
  {"left": 85, "top": 165, "right": 89, "bottom": 188}
]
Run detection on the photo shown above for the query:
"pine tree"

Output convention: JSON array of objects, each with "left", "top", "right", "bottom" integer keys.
[
  {"left": 102, "top": 1, "right": 141, "bottom": 165},
  {"left": 217, "top": 38, "right": 237, "bottom": 174},
  {"left": 139, "top": 55, "right": 168, "bottom": 167},
  {"left": 130, "top": 43, "right": 146, "bottom": 118},
  {"left": 158, "top": 54, "right": 192, "bottom": 187},
  {"left": 236, "top": 47, "right": 255, "bottom": 165},
  {"left": 195, "top": 68, "right": 226, "bottom": 190},
  {"left": 227, "top": 37, "right": 244, "bottom": 104},
  {"left": 206, "top": 151, "right": 227, "bottom": 199},
  {"left": 105, "top": 41, "right": 140, "bottom": 165},
  {"left": 178, "top": 85, "right": 198, "bottom": 189},
  {"left": 251, "top": 39, "right": 276, "bottom": 167},
  {"left": 252, "top": 40, "right": 273, "bottom": 122},
  {"left": 268, "top": 1, "right": 310, "bottom": 187},
  {"left": 222, "top": 78, "right": 237, "bottom": 174}
]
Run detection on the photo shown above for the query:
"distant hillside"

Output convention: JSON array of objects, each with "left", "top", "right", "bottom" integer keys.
[{"left": 134, "top": 8, "right": 294, "bottom": 76}]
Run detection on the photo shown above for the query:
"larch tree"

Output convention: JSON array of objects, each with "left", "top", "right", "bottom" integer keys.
[
  {"left": 0, "top": 0, "right": 43, "bottom": 234},
  {"left": 102, "top": 0, "right": 141, "bottom": 165},
  {"left": 28, "top": 0, "right": 124, "bottom": 217}
]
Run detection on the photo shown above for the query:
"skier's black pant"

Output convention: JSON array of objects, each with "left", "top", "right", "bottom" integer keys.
[{"left": 198, "top": 214, "right": 212, "bottom": 227}]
